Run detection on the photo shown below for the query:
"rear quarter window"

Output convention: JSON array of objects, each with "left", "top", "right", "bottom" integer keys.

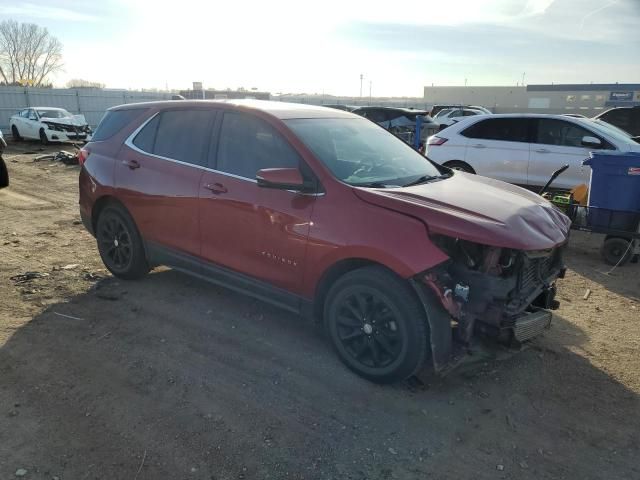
[{"left": 92, "top": 109, "right": 146, "bottom": 141}]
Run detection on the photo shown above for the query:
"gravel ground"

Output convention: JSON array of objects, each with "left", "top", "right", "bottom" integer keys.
[{"left": 1, "top": 141, "right": 639, "bottom": 480}]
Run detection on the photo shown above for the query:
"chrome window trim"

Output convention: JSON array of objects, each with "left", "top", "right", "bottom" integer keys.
[
  {"left": 123, "top": 112, "right": 325, "bottom": 196},
  {"left": 124, "top": 111, "right": 258, "bottom": 183}
]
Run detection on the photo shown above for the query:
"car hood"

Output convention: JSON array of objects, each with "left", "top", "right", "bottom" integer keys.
[
  {"left": 41, "top": 114, "right": 88, "bottom": 127},
  {"left": 353, "top": 172, "right": 571, "bottom": 251}
]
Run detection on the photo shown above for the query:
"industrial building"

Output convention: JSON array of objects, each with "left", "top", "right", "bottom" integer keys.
[{"left": 423, "top": 83, "right": 640, "bottom": 116}]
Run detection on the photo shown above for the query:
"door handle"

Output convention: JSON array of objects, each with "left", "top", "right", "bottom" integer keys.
[
  {"left": 471, "top": 143, "right": 486, "bottom": 148},
  {"left": 122, "top": 159, "right": 140, "bottom": 169},
  {"left": 535, "top": 148, "right": 550, "bottom": 154},
  {"left": 204, "top": 182, "right": 228, "bottom": 194}
]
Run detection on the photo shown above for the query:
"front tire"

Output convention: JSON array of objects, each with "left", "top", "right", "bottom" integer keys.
[
  {"left": 96, "top": 204, "right": 149, "bottom": 279},
  {"left": 324, "top": 266, "right": 430, "bottom": 383},
  {"left": 39, "top": 128, "right": 49, "bottom": 145},
  {"left": 11, "top": 125, "right": 22, "bottom": 141}
]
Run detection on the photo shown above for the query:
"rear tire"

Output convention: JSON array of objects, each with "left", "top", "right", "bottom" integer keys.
[
  {"left": 324, "top": 266, "right": 429, "bottom": 383},
  {"left": 39, "top": 128, "right": 49, "bottom": 145},
  {"left": 96, "top": 204, "right": 149, "bottom": 280},
  {"left": 444, "top": 160, "right": 475, "bottom": 173},
  {"left": 601, "top": 237, "right": 632, "bottom": 266},
  {"left": 11, "top": 125, "right": 22, "bottom": 141}
]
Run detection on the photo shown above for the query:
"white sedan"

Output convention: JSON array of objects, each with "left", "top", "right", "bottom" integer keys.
[
  {"left": 9, "top": 107, "right": 92, "bottom": 144},
  {"left": 425, "top": 113, "right": 640, "bottom": 190}
]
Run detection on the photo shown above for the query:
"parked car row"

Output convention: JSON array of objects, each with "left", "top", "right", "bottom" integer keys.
[
  {"left": 9, "top": 107, "right": 92, "bottom": 144},
  {"left": 425, "top": 113, "right": 640, "bottom": 190},
  {"left": 350, "top": 106, "right": 440, "bottom": 145},
  {"left": 324, "top": 105, "right": 440, "bottom": 147}
]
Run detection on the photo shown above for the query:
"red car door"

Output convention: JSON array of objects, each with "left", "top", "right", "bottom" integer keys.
[
  {"left": 115, "top": 108, "right": 215, "bottom": 256},
  {"left": 199, "top": 111, "right": 315, "bottom": 297}
]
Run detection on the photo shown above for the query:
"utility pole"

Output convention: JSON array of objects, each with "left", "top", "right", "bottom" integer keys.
[
  {"left": 360, "top": 74, "right": 364, "bottom": 97},
  {"left": 522, "top": 72, "right": 526, "bottom": 86}
]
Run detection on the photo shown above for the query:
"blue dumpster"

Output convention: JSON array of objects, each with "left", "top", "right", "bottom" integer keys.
[{"left": 583, "top": 151, "right": 640, "bottom": 230}]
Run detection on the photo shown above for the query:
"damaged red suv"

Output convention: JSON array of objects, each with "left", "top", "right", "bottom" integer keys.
[{"left": 79, "top": 100, "right": 570, "bottom": 383}]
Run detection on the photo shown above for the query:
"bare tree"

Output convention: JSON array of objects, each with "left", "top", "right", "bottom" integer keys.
[{"left": 0, "top": 20, "right": 63, "bottom": 87}]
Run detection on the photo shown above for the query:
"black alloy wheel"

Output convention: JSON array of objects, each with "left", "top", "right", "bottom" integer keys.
[
  {"left": 325, "top": 266, "right": 429, "bottom": 383},
  {"left": 96, "top": 205, "right": 149, "bottom": 279},
  {"left": 334, "top": 288, "right": 404, "bottom": 370}
]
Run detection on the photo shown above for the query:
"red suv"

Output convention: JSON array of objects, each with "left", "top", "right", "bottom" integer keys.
[{"left": 79, "top": 100, "right": 570, "bottom": 383}]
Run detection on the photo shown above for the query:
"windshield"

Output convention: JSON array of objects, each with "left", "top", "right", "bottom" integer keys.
[
  {"left": 285, "top": 118, "right": 442, "bottom": 187},
  {"left": 591, "top": 119, "right": 634, "bottom": 138},
  {"left": 434, "top": 109, "right": 451, "bottom": 119},
  {"left": 580, "top": 118, "right": 635, "bottom": 144},
  {"left": 37, "top": 109, "right": 72, "bottom": 119}
]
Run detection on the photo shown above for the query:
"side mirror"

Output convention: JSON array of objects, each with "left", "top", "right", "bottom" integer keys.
[
  {"left": 257, "top": 168, "right": 307, "bottom": 191},
  {"left": 581, "top": 135, "right": 602, "bottom": 148}
]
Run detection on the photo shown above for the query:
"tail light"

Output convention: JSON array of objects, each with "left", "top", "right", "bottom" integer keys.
[
  {"left": 427, "top": 136, "right": 448, "bottom": 146},
  {"left": 77, "top": 147, "right": 90, "bottom": 166}
]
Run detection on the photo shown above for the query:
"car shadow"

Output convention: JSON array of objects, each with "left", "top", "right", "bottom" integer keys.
[
  {"left": 0, "top": 269, "right": 638, "bottom": 480},
  {"left": 565, "top": 230, "right": 640, "bottom": 301}
]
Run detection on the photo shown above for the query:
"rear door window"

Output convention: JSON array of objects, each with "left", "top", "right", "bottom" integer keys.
[
  {"left": 215, "top": 112, "right": 300, "bottom": 179},
  {"left": 462, "top": 118, "right": 530, "bottom": 142},
  {"left": 93, "top": 109, "right": 146, "bottom": 141},
  {"left": 152, "top": 109, "right": 214, "bottom": 166}
]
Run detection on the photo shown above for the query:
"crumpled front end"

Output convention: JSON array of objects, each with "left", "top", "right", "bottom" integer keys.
[
  {"left": 415, "top": 235, "right": 566, "bottom": 371},
  {"left": 43, "top": 120, "right": 93, "bottom": 142}
]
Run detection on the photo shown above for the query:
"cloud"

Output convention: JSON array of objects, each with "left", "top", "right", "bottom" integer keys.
[{"left": 0, "top": 3, "right": 99, "bottom": 22}]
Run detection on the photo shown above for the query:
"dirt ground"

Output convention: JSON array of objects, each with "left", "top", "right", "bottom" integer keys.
[{"left": 1, "top": 141, "right": 639, "bottom": 480}]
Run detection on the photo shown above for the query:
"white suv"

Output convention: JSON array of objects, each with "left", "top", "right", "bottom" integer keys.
[
  {"left": 433, "top": 107, "right": 490, "bottom": 128},
  {"left": 425, "top": 113, "right": 640, "bottom": 190}
]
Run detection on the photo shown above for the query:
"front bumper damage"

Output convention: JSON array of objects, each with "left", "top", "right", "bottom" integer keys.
[
  {"left": 412, "top": 239, "right": 566, "bottom": 373},
  {"left": 44, "top": 122, "right": 92, "bottom": 142}
]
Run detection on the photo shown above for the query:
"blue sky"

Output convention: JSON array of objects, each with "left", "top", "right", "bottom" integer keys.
[{"left": 0, "top": 0, "right": 637, "bottom": 96}]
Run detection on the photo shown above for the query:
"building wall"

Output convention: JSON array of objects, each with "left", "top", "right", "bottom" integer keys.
[{"left": 423, "top": 84, "right": 640, "bottom": 116}]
